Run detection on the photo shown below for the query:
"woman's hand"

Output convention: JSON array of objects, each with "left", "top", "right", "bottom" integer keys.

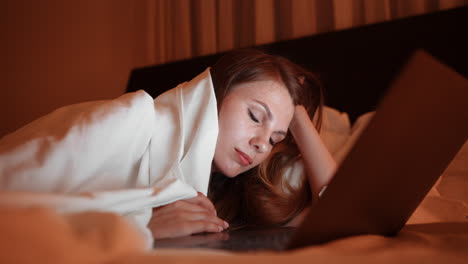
[
  {"left": 148, "top": 192, "right": 229, "bottom": 239},
  {"left": 289, "top": 105, "right": 310, "bottom": 133}
]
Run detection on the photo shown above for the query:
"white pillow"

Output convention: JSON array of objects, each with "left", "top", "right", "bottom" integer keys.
[
  {"left": 318, "top": 106, "right": 352, "bottom": 157},
  {"left": 333, "top": 111, "right": 375, "bottom": 165}
]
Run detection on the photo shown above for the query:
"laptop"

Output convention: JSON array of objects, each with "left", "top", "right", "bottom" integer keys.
[{"left": 153, "top": 50, "right": 468, "bottom": 251}]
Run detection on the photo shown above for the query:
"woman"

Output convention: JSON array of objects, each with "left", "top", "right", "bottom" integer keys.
[
  {"left": 149, "top": 49, "right": 336, "bottom": 238},
  {"left": 0, "top": 49, "right": 336, "bottom": 244}
]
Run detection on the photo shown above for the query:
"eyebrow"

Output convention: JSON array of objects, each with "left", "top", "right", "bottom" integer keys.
[{"left": 253, "top": 99, "right": 287, "bottom": 137}]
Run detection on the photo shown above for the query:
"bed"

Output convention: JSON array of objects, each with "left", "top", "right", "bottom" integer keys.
[{"left": 1, "top": 6, "right": 467, "bottom": 264}]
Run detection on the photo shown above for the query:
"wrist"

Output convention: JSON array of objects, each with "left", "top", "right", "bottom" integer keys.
[{"left": 290, "top": 105, "right": 312, "bottom": 134}]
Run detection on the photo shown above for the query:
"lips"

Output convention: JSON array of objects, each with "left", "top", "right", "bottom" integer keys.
[{"left": 235, "top": 148, "right": 253, "bottom": 166}]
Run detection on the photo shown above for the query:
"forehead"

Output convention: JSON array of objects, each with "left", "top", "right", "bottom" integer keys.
[{"left": 229, "top": 80, "right": 293, "bottom": 103}]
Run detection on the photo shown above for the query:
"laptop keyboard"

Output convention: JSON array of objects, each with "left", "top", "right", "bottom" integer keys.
[
  {"left": 213, "top": 227, "right": 294, "bottom": 251},
  {"left": 154, "top": 227, "right": 296, "bottom": 252}
]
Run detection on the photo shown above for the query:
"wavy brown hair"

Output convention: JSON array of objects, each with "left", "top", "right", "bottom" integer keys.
[{"left": 208, "top": 49, "right": 324, "bottom": 228}]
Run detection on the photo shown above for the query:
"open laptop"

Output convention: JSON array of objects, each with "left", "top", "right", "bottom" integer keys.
[{"left": 153, "top": 50, "right": 468, "bottom": 251}]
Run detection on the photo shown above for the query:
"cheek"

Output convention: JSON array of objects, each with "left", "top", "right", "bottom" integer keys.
[
  {"left": 214, "top": 113, "right": 255, "bottom": 177},
  {"left": 218, "top": 110, "right": 250, "bottom": 143},
  {"left": 252, "top": 152, "right": 269, "bottom": 167}
]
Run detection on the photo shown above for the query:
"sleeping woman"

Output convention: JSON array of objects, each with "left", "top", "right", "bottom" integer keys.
[{"left": 0, "top": 49, "right": 336, "bottom": 243}]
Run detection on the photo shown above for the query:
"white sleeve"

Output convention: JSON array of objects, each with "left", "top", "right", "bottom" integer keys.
[{"left": 0, "top": 91, "right": 155, "bottom": 193}]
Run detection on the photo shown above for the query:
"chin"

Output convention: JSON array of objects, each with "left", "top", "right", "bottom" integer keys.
[
  {"left": 220, "top": 168, "right": 239, "bottom": 178},
  {"left": 215, "top": 162, "right": 241, "bottom": 178},
  {"left": 213, "top": 155, "right": 250, "bottom": 178},
  {"left": 225, "top": 165, "right": 253, "bottom": 178}
]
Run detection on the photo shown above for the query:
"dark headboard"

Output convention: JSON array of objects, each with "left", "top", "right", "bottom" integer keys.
[{"left": 127, "top": 7, "right": 467, "bottom": 122}]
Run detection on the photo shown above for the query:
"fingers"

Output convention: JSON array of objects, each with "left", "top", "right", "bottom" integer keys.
[
  {"left": 184, "top": 192, "right": 217, "bottom": 215},
  {"left": 178, "top": 211, "right": 228, "bottom": 229},
  {"left": 153, "top": 219, "right": 224, "bottom": 239},
  {"left": 160, "top": 199, "right": 211, "bottom": 214},
  {"left": 149, "top": 207, "right": 229, "bottom": 239},
  {"left": 182, "top": 220, "right": 225, "bottom": 235},
  {"left": 154, "top": 202, "right": 228, "bottom": 229},
  {"left": 149, "top": 194, "right": 230, "bottom": 239}
]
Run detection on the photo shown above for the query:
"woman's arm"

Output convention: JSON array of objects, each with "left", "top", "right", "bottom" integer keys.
[{"left": 289, "top": 105, "right": 337, "bottom": 203}]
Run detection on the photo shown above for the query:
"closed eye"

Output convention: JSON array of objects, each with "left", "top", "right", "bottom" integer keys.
[
  {"left": 269, "top": 138, "right": 276, "bottom": 146},
  {"left": 248, "top": 109, "right": 260, "bottom": 123}
]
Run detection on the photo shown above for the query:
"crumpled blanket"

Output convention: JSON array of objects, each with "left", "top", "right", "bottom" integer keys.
[{"left": 0, "top": 68, "right": 219, "bottom": 247}]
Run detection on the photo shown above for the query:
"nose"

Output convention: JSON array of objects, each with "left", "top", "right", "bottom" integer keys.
[{"left": 250, "top": 136, "right": 268, "bottom": 153}]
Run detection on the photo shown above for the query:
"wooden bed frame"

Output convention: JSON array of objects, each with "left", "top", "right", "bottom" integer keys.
[{"left": 127, "top": 6, "right": 467, "bottom": 122}]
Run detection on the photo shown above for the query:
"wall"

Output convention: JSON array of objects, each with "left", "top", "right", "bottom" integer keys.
[{"left": 0, "top": 0, "right": 148, "bottom": 137}]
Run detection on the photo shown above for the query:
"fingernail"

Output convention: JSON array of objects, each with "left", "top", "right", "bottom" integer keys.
[
  {"left": 218, "top": 226, "right": 223, "bottom": 232},
  {"left": 224, "top": 221, "right": 229, "bottom": 229}
]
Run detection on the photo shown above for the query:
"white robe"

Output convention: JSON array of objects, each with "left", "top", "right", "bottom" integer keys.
[{"left": 0, "top": 68, "right": 218, "bottom": 247}]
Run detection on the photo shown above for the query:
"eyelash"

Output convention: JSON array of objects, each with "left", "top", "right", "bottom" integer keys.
[
  {"left": 249, "top": 109, "right": 275, "bottom": 146},
  {"left": 269, "top": 138, "right": 276, "bottom": 146},
  {"left": 248, "top": 109, "right": 259, "bottom": 123}
]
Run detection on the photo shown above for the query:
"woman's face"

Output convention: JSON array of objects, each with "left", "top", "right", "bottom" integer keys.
[{"left": 213, "top": 79, "right": 295, "bottom": 177}]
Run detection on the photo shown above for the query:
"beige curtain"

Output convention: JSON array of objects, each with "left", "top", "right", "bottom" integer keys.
[
  {"left": 0, "top": 0, "right": 466, "bottom": 137},
  {"left": 139, "top": 0, "right": 466, "bottom": 66}
]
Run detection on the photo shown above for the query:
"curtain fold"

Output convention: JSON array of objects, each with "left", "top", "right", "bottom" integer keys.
[{"left": 140, "top": 0, "right": 467, "bottom": 65}]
